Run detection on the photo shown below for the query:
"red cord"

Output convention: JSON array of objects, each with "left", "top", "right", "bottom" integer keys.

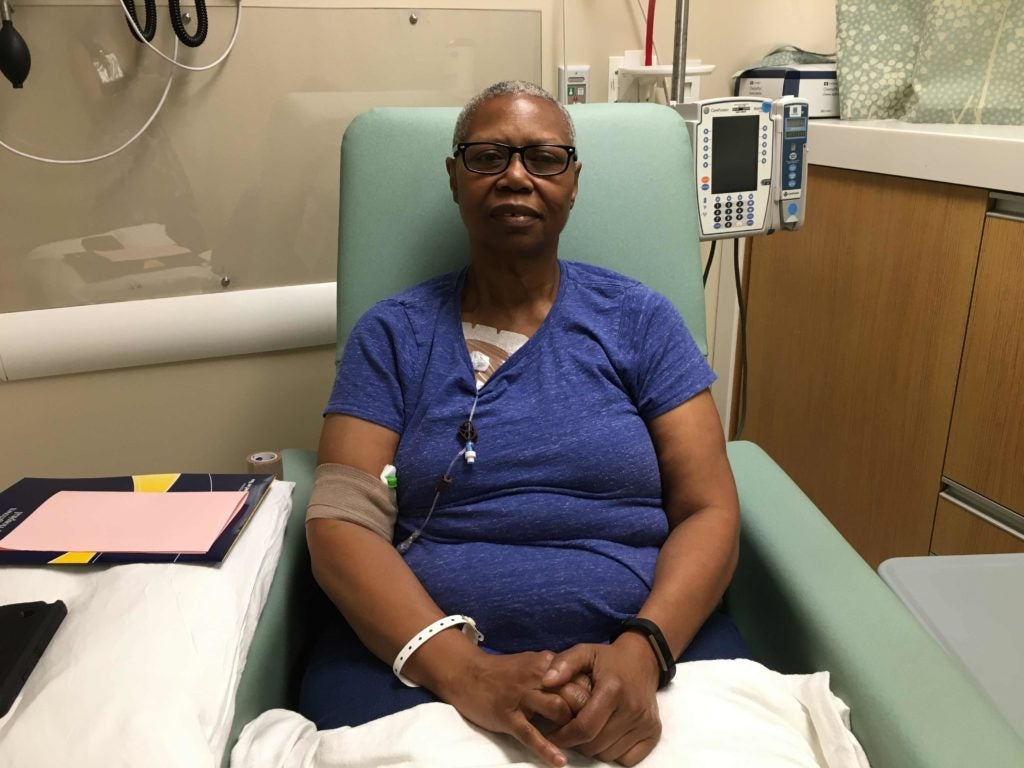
[{"left": 645, "top": 0, "right": 656, "bottom": 66}]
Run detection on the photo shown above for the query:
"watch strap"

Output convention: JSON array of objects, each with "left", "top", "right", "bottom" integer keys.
[{"left": 612, "top": 617, "right": 677, "bottom": 689}]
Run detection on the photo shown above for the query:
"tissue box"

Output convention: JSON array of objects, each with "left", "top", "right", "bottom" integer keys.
[{"left": 735, "top": 64, "right": 839, "bottom": 118}]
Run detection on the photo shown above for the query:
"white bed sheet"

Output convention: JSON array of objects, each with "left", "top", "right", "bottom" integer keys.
[
  {"left": 233, "top": 658, "right": 870, "bottom": 768},
  {"left": 0, "top": 479, "right": 294, "bottom": 768}
]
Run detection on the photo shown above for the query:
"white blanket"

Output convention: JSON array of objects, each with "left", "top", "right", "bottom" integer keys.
[{"left": 232, "top": 659, "right": 870, "bottom": 768}]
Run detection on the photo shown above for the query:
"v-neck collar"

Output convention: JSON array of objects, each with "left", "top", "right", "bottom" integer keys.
[{"left": 451, "top": 260, "right": 567, "bottom": 393}]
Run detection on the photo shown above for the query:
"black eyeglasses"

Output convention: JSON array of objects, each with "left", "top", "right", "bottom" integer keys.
[{"left": 454, "top": 142, "right": 577, "bottom": 177}]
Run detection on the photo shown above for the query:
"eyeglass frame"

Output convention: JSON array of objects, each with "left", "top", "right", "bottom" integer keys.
[{"left": 452, "top": 141, "right": 578, "bottom": 177}]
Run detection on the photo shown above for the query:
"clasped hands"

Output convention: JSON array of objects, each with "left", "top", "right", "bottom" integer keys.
[{"left": 447, "top": 634, "right": 662, "bottom": 767}]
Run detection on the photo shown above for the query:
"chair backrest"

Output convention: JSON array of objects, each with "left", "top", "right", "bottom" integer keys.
[{"left": 336, "top": 102, "right": 706, "bottom": 355}]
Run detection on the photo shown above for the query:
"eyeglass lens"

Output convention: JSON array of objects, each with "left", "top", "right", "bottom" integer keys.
[{"left": 462, "top": 144, "right": 571, "bottom": 175}]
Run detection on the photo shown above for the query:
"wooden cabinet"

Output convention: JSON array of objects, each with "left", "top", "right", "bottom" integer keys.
[
  {"left": 945, "top": 216, "right": 1024, "bottom": 513},
  {"left": 933, "top": 213, "right": 1024, "bottom": 555},
  {"left": 743, "top": 166, "right": 990, "bottom": 568}
]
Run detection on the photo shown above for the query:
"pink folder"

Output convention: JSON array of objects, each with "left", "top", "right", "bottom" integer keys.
[{"left": 0, "top": 490, "right": 247, "bottom": 554}]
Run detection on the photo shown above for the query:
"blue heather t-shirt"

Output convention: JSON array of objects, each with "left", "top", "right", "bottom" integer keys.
[{"left": 325, "top": 260, "right": 715, "bottom": 653}]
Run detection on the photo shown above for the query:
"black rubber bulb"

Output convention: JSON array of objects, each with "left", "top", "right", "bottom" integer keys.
[{"left": 0, "top": 19, "right": 30, "bottom": 88}]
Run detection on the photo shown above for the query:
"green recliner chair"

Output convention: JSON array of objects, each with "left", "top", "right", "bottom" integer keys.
[{"left": 226, "top": 104, "right": 1024, "bottom": 767}]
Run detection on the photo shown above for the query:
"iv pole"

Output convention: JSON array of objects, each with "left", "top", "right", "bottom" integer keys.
[
  {"left": 666, "top": 0, "right": 749, "bottom": 439},
  {"left": 669, "top": 0, "right": 689, "bottom": 104}
]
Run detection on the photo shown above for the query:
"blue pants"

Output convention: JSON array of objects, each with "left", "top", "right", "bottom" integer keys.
[{"left": 299, "top": 611, "right": 753, "bottom": 730}]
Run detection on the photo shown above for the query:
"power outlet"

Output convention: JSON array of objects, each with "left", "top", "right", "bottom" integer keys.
[{"left": 558, "top": 64, "right": 591, "bottom": 105}]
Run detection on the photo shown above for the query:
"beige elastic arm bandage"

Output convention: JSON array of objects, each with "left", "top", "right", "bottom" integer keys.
[{"left": 305, "top": 463, "right": 398, "bottom": 542}]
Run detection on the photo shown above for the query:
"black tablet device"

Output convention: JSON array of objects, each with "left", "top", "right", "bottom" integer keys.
[{"left": 0, "top": 600, "right": 67, "bottom": 718}]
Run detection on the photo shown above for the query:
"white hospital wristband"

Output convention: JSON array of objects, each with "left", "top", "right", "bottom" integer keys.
[{"left": 392, "top": 615, "right": 484, "bottom": 688}]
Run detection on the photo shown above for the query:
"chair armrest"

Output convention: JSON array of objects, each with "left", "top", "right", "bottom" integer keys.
[
  {"left": 222, "top": 448, "right": 318, "bottom": 766},
  {"left": 726, "top": 441, "right": 1024, "bottom": 768}
]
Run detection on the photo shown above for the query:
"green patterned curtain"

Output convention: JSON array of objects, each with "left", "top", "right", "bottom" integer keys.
[{"left": 837, "top": 0, "right": 1024, "bottom": 124}]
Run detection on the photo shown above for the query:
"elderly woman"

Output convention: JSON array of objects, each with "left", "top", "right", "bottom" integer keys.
[{"left": 302, "top": 81, "right": 747, "bottom": 767}]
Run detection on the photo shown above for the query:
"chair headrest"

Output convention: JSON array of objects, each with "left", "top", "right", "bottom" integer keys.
[{"left": 337, "top": 103, "right": 706, "bottom": 355}]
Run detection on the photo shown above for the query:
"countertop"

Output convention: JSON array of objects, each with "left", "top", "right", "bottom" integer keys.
[
  {"left": 808, "top": 119, "right": 1024, "bottom": 194},
  {"left": 879, "top": 554, "right": 1024, "bottom": 739}
]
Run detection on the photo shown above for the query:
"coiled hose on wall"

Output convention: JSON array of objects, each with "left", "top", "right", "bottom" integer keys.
[
  {"left": 169, "top": 0, "right": 208, "bottom": 47},
  {"left": 122, "top": 0, "right": 156, "bottom": 42}
]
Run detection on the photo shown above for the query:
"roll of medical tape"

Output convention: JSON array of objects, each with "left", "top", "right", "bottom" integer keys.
[{"left": 246, "top": 451, "right": 283, "bottom": 480}]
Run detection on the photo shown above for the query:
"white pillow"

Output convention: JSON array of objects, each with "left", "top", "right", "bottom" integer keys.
[{"left": 0, "top": 480, "right": 294, "bottom": 768}]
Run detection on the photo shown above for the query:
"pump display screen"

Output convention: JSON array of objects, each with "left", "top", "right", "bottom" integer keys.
[{"left": 712, "top": 115, "right": 759, "bottom": 193}]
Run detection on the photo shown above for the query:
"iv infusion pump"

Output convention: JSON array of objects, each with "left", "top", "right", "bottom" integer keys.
[{"left": 679, "top": 97, "right": 810, "bottom": 241}]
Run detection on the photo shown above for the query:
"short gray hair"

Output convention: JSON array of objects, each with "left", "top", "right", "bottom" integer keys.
[{"left": 452, "top": 80, "right": 576, "bottom": 147}]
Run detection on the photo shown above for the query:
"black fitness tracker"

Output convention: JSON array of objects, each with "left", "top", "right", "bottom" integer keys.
[{"left": 611, "top": 617, "right": 677, "bottom": 689}]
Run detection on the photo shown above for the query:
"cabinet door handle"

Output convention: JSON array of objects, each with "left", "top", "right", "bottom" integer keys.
[
  {"left": 940, "top": 478, "right": 1024, "bottom": 541},
  {"left": 988, "top": 192, "right": 1024, "bottom": 223}
]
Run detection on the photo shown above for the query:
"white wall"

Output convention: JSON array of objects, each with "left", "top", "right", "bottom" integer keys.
[{"left": 0, "top": 1, "right": 837, "bottom": 487}]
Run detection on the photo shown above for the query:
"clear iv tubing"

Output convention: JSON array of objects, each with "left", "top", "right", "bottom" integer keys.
[
  {"left": 119, "top": 0, "right": 242, "bottom": 72},
  {"left": 396, "top": 447, "right": 467, "bottom": 553},
  {"left": 398, "top": 390, "right": 480, "bottom": 553},
  {"left": 0, "top": 39, "right": 177, "bottom": 164}
]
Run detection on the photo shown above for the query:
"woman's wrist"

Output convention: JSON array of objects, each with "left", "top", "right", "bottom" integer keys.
[
  {"left": 611, "top": 631, "right": 661, "bottom": 691},
  {"left": 392, "top": 615, "right": 483, "bottom": 687},
  {"left": 403, "top": 630, "right": 488, "bottom": 699},
  {"left": 612, "top": 616, "right": 678, "bottom": 689}
]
